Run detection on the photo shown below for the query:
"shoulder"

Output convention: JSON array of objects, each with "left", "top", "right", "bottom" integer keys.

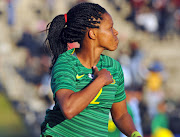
[
  {"left": 57, "top": 48, "right": 75, "bottom": 63},
  {"left": 52, "top": 49, "right": 77, "bottom": 73},
  {"left": 101, "top": 54, "right": 122, "bottom": 71}
]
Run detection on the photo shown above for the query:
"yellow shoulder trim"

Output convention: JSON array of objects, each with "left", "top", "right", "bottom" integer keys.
[{"left": 71, "top": 48, "right": 75, "bottom": 55}]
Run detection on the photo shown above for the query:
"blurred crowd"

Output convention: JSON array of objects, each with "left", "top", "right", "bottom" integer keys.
[
  {"left": 0, "top": 0, "right": 180, "bottom": 137},
  {"left": 110, "top": 0, "right": 180, "bottom": 39}
]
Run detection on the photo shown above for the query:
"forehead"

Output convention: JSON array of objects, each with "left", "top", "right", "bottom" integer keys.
[{"left": 100, "top": 13, "right": 113, "bottom": 26}]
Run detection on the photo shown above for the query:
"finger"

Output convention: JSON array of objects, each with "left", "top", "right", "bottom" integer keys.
[
  {"left": 110, "top": 76, "right": 113, "bottom": 83},
  {"left": 92, "top": 66, "right": 99, "bottom": 74}
]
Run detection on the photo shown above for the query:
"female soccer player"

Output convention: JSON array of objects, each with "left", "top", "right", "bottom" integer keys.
[{"left": 41, "top": 2, "right": 142, "bottom": 137}]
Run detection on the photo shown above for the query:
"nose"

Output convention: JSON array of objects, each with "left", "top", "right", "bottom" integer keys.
[{"left": 113, "top": 28, "right": 118, "bottom": 35}]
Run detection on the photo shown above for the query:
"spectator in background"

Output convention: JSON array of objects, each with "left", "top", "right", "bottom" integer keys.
[
  {"left": 126, "top": 0, "right": 146, "bottom": 25},
  {"left": 117, "top": 40, "right": 148, "bottom": 91},
  {"left": 128, "top": 40, "right": 148, "bottom": 91},
  {"left": 126, "top": 0, "right": 180, "bottom": 36},
  {"left": 38, "top": 52, "right": 52, "bottom": 106},
  {"left": 17, "top": 28, "right": 42, "bottom": 56},
  {"left": 117, "top": 51, "right": 133, "bottom": 90},
  {"left": 135, "top": 6, "right": 158, "bottom": 33},
  {"left": 151, "top": 100, "right": 169, "bottom": 135},
  {"left": 166, "top": 0, "right": 180, "bottom": 35},
  {"left": 152, "top": 0, "right": 169, "bottom": 39},
  {"left": 16, "top": 24, "right": 49, "bottom": 85},
  {"left": 144, "top": 59, "right": 167, "bottom": 119}
]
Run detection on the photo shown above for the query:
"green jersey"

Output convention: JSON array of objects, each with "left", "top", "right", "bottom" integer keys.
[{"left": 41, "top": 48, "right": 126, "bottom": 137}]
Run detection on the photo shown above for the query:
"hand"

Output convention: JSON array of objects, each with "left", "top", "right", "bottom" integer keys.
[{"left": 93, "top": 66, "right": 113, "bottom": 86}]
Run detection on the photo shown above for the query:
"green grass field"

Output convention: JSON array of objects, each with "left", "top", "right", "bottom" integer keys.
[{"left": 0, "top": 92, "right": 28, "bottom": 137}]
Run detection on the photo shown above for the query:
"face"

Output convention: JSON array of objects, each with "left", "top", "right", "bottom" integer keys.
[{"left": 96, "top": 13, "right": 119, "bottom": 51}]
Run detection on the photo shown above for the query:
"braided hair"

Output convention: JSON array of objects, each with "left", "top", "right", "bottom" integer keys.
[{"left": 45, "top": 2, "right": 107, "bottom": 72}]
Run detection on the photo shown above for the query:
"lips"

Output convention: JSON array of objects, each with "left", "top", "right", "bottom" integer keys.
[
  {"left": 114, "top": 36, "right": 118, "bottom": 42},
  {"left": 115, "top": 38, "right": 119, "bottom": 44}
]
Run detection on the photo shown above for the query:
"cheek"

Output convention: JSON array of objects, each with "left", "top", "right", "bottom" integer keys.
[
  {"left": 98, "top": 32, "right": 108, "bottom": 44},
  {"left": 97, "top": 30, "right": 115, "bottom": 47},
  {"left": 102, "top": 32, "right": 114, "bottom": 42}
]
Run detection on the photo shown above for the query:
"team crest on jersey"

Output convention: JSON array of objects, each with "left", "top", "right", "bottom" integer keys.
[{"left": 88, "top": 73, "right": 94, "bottom": 79}]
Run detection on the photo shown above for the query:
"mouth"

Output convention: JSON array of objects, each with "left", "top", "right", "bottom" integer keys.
[
  {"left": 115, "top": 38, "right": 119, "bottom": 44},
  {"left": 115, "top": 36, "right": 119, "bottom": 42}
]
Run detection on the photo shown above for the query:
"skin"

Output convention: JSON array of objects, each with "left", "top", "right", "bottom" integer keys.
[
  {"left": 76, "top": 12, "right": 119, "bottom": 68},
  {"left": 55, "top": 12, "right": 137, "bottom": 137}
]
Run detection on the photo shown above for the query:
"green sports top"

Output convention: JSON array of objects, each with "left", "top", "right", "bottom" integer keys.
[{"left": 41, "top": 48, "right": 126, "bottom": 137}]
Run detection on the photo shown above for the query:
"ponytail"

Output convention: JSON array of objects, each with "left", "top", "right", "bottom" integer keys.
[{"left": 45, "top": 15, "right": 67, "bottom": 72}]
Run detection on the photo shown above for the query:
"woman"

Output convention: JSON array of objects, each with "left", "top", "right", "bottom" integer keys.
[{"left": 41, "top": 2, "right": 142, "bottom": 137}]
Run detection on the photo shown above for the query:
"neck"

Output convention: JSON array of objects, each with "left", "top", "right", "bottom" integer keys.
[{"left": 76, "top": 40, "right": 104, "bottom": 69}]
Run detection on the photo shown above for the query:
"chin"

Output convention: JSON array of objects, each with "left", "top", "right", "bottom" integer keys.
[
  {"left": 109, "top": 46, "right": 118, "bottom": 51},
  {"left": 104, "top": 43, "right": 118, "bottom": 51},
  {"left": 112, "top": 44, "right": 118, "bottom": 51}
]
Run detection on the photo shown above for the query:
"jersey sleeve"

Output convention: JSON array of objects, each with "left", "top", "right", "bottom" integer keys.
[
  {"left": 114, "top": 62, "right": 126, "bottom": 103},
  {"left": 51, "top": 59, "right": 76, "bottom": 98}
]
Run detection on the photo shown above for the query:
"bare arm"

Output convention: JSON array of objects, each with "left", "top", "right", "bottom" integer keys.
[
  {"left": 56, "top": 66, "right": 113, "bottom": 119},
  {"left": 111, "top": 99, "right": 137, "bottom": 137}
]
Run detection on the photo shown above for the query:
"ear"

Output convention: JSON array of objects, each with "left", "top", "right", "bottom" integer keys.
[{"left": 88, "top": 29, "right": 96, "bottom": 40}]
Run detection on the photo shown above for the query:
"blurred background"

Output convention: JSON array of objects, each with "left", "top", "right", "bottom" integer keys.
[{"left": 0, "top": 0, "right": 180, "bottom": 137}]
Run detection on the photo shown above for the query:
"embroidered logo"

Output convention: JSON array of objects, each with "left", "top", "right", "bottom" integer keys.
[
  {"left": 88, "top": 74, "right": 94, "bottom": 79},
  {"left": 76, "top": 74, "right": 85, "bottom": 79}
]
